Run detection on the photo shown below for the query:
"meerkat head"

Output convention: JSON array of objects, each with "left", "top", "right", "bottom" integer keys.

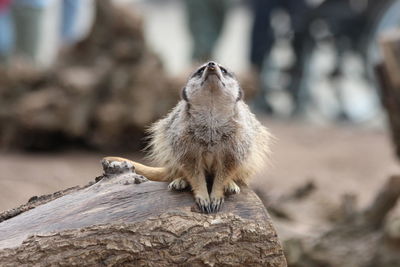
[{"left": 182, "top": 61, "right": 243, "bottom": 106}]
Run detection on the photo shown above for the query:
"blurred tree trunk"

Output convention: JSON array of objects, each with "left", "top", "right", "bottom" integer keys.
[
  {"left": 0, "top": 160, "right": 287, "bottom": 266},
  {"left": 376, "top": 30, "right": 400, "bottom": 160}
]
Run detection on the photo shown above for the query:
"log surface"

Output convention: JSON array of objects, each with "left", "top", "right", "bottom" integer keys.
[{"left": 0, "top": 163, "right": 286, "bottom": 266}]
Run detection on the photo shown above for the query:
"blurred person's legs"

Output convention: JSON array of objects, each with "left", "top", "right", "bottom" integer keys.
[
  {"left": 285, "top": 0, "right": 310, "bottom": 116},
  {"left": 288, "top": 31, "right": 312, "bottom": 116},
  {"left": 0, "top": 6, "right": 14, "bottom": 64},
  {"left": 38, "top": 0, "right": 61, "bottom": 68},
  {"left": 12, "top": 0, "right": 61, "bottom": 69},
  {"left": 12, "top": 4, "right": 43, "bottom": 65},
  {"left": 249, "top": 0, "right": 279, "bottom": 113},
  {"left": 61, "top": 0, "right": 80, "bottom": 44},
  {"left": 72, "top": 0, "right": 95, "bottom": 43},
  {"left": 249, "top": 0, "right": 277, "bottom": 71},
  {"left": 59, "top": 0, "right": 95, "bottom": 57},
  {"left": 184, "top": 0, "right": 229, "bottom": 62}
]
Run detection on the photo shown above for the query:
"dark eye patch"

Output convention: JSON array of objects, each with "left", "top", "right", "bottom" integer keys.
[
  {"left": 219, "top": 66, "right": 233, "bottom": 77},
  {"left": 181, "top": 86, "right": 189, "bottom": 101},
  {"left": 236, "top": 87, "right": 244, "bottom": 102},
  {"left": 191, "top": 66, "right": 205, "bottom": 78}
]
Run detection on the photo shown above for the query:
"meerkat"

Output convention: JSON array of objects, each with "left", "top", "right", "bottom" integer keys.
[{"left": 104, "top": 61, "right": 272, "bottom": 213}]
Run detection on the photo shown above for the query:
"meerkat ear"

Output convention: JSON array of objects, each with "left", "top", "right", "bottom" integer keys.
[
  {"left": 237, "top": 87, "right": 244, "bottom": 101},
  {"left": 181, "top": 87, "right": 189, "bottom": 101}
]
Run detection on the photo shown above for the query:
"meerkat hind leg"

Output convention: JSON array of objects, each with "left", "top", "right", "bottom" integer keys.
[
  {"left": 187, "top": 173, "right": 212, "bottom": 213},
  {"left": 224, "top": 180, "right": 241, "bottom": 195},
  {"left": 210, "top": 180, "right": 241, "bottom": 212},
  {"left": 210, "top": 177, "right": 226, "bottom": 213},
  {"left": 168, "top": 178, "right": 189, "bottom": 191},
  {"left": 210, "top": 189, "right": 224, "bottom": 213},
  {"left": 195, "top": 194, "right": 212, "bottom": 214}
]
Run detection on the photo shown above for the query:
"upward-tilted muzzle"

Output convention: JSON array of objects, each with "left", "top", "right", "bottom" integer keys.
[
  {"left": 203, "top": 61, "right": 222, "bottom": 80},
  {"left": 207, "top": 61, "right": 216, "bottom": 71}
]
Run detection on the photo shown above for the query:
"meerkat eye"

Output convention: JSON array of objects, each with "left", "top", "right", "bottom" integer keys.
[{"left": 220, "top": 67, "right": 227, "bottom": 74}]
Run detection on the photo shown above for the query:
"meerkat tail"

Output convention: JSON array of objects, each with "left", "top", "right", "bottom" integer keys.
[{"left": 103, "top": 156, "right": 169, "bottom": 182}]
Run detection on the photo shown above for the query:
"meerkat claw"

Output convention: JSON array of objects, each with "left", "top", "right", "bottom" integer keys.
[
  {"left": 195, "top": 196, "right": 211, "bottom": 214},
  {"left": 210, "top": 197, "right": 224, "bottom": 213},
  {"left": 168, "top": 178, "right": 189, "bottom": 191},
  {"left": 224, "top": 181, "right": 241, "bottom": 195}
]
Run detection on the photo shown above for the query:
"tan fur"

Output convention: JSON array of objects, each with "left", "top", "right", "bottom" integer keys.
[{"left": 104, "top": 62, "right": 272, "bottom": 213}]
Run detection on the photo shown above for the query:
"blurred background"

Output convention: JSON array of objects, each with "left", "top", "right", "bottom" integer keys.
[{"left": 1, "top": 0, "right": 400, "bottom": 265}]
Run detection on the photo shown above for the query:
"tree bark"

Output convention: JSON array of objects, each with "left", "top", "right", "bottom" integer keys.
[{"left": 0, "top": 160, "right": 286, "bottom": 266}]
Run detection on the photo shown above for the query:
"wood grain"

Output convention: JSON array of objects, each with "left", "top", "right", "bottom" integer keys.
[{"left": 0, "top": 163, "right": 286, "bottom": 266}]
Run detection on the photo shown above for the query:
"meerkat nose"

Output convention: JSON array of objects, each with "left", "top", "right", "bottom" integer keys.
[{"left": 207, "top": 61, "right": 216, "bottom": 70}]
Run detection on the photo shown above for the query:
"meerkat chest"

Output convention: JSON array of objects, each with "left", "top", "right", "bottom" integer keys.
[
  {"left": 203, "top": 151, "right": 215, "bottom": 171},
  {"left": 188, "top": 120, "right": 235, "bottom": 150}
]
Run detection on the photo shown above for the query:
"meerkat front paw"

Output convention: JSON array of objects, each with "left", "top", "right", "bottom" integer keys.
[
  {"left": 224, "top": 181, "right": 241, "bottom": 195},
  {"left": 210, "top": 188, "right": 225, "bottom": 212},
  {"left": 168, "top": 178, "right": 189, "bottom": 190},
  {"left": 195, "top": 195, "right": 211, "bottom": 214},
  {"left": 210, "top": 195, "right": 224, "bottom": 213}
]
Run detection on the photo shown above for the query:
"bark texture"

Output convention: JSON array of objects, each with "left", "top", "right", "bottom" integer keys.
[
  {"left": 0, "top": 212, "right": 283, "bottom": 267},
  {"left": 0, "top": 160, "right": 286, "bottom": 266}
]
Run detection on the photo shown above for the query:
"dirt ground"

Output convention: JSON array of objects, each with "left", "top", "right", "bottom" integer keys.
[{"left": 1, "top": 118, "right": 399, "bottom": 239}]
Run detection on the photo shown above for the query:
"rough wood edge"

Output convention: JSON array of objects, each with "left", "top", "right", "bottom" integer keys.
[
  {"left": 0, "top": 159, "right": 287, "bottom": 266},
  {"left": 0, "top": 211, "right": 286, "bottom": 267},
  {"left": 0, "top": 183, "right": 92, "bottom": 224}
]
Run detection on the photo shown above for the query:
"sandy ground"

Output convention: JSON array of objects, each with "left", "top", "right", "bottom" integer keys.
[
  {"left": 1, "top": 118, "right": 399, "bottom": 239},
  {"left": 254, "top": 118, "right": 400, "bottom": 238}
]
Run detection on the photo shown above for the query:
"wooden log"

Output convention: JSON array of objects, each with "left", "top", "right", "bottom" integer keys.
[{"left": 0, "top": 160, "right": 286, "bottom": 266}]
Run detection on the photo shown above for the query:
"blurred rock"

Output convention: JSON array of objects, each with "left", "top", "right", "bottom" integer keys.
[{"left": 0, "top": 0, "right": 179, "bottom": 151}]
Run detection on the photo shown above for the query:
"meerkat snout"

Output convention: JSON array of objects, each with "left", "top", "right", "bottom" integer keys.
[
  {"left": 202, "top": 61, "right": 224, "bottom": 85},
  {"left": 206, "top": 61, "right": 216, "bottom": 69},
  {"left": 183, "top": 61, "right": 243, "bottom": 104}
]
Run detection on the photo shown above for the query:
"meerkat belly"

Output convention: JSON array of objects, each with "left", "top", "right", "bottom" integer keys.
[
  {"left": 199, "top": 134, "right": 238, "bottom": 174},
  {"left": 203, "top": 151, "right": 215, "bottom": 172},
  {"left": 181, "top": 119, "right": 241, "bottom": 173}
]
